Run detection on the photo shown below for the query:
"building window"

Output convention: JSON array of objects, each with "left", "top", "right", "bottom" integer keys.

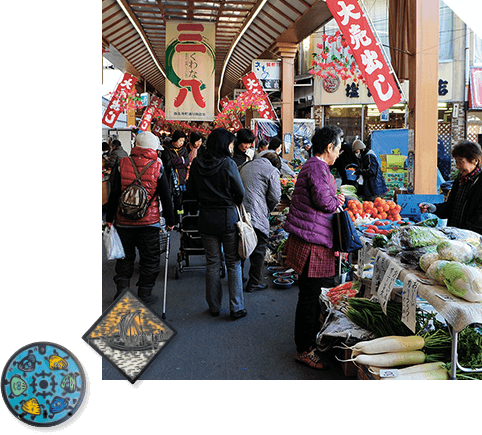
[
  {"left": 439, "top": 1, "right": 454, "bottom": 62},
  {"left": 324, "top": 105, "right": 362, "bottom": 144}
]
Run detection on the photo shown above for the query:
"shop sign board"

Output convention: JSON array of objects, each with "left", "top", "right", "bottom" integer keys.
[
  {"left": 138, "top": 96, "right": 163, "bottom": 131},
  {"left": 102, "top": 72, "right": 138, "bottom": 128},
  {"left": 469, "top": 67, "right": 482, "bottom": 109},
  {"left": 326, "top": 0, "right": 402, "bottom": 112},
  {"left": 252, "top": 59, "right": 281, "bottom": 90},
  {"left": 165, "top": 21, "right": 216, "bottom": 121},
  {"left": 242, "top": 72, "right": 276, "bottom": 120}
]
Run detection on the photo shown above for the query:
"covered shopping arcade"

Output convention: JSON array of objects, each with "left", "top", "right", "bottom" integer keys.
[{"left": 103, "top": 0, "right": 447, "bottom": 194}]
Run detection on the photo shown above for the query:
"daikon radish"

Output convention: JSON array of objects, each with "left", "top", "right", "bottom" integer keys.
[
  {"left": 339, "top": 350, "right": 426, "bottom": 367},
  {"left": 350, "top": 335, "right": 425, "bottom": 355},
  {"left": 382, "top": 368, "right": 449, "bottom": 380},
  {"left": 368, "top": 361, "right": 444, "bottom": 376}
]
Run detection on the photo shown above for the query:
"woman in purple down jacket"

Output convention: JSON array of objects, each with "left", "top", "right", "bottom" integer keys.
[{"left": 284, "top": 125, "right": 345, "bottom": 371}]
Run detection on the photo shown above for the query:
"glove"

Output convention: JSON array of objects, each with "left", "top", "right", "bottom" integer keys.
[{"left": 419, "top": 202, "right": 436, "bottom": 213}]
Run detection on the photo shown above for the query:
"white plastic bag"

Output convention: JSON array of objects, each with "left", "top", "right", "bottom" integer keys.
[{"left": 103, "top": 225, "right": 125, "bottom": 260}]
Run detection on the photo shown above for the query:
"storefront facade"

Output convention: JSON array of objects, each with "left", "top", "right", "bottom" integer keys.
[{"left": 295, "top": 0, "right": 480, "bottom": 179}]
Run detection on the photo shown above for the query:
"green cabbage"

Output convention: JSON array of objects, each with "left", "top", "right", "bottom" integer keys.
[
  {"left": 442, "top": 262, "right": 482, "bottom": 302},
  {"left": 437, "top": 240, "right": 474, "bottom": 263},
  {"left": 426, "top": 260, "right": 451, "bottom": 285},
  {"left": 419, "top": 252, "right": 440, "bottom": 272}
]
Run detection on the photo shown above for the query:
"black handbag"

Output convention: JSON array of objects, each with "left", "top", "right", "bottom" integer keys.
[{"left": 332, "top": 207, "right": 363, "bottom": 253}]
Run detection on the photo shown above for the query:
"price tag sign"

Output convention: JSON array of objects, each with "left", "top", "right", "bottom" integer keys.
[
  {"left": 379, "top": 368, "right": 399, "bottom": 378},
  {"left": 377, "top": 262, "right": 402, "bottom": 314},
  {"left": 371, "top": 251, "right": 390, "bottom": 296},
  {"left": 402, "top": 274, "right": 419, "bottom": 333}
]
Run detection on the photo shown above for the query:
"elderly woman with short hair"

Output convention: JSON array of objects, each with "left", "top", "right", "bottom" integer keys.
[
  {"left": 419, "top": 140, "right": 482, "bottom": 234},
  {"left": 284, "top": 125, "right": 345, "bottom": 370}
]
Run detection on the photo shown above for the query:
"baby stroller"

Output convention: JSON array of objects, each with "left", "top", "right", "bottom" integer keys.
[{"left": 174, "top": 199, "right": 226, "bottom": 279}]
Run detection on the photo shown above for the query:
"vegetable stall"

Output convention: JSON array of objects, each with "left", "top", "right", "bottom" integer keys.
[
  {"left": 334, "top": 203, "right": 482, "bottom": 380},
  {"left": 266, "top": 162, "right": 482, "bottom": 379}
]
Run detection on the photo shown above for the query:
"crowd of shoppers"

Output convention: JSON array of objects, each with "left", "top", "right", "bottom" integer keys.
[{"left": 104, "top": 123, "right": 480, "bottom": 374}]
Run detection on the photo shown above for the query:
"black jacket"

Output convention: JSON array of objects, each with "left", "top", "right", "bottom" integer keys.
[
  {"left": 232, "top": 146, "right": 249, "bottom": 167},
  {"left": 187, "top": 151, "right": 245, "bottom": 234},
  {"left": 434, "top": 172, "right": 482, "bottom": 234},
  {"left": 356, "top": 150, "right": 387, "bottom": 199}
]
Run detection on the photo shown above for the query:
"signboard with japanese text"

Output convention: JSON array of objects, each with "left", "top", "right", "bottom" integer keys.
[
  {"left": 228, "top": 112, "right": 243, "bottom": 131},
  {"left": 242, "top": 72, "right": 276, "bottom": 120},
  {"left": 326, "top": 0, "right": 402, "bottom": 112},
  {"left": 470, "top": 67, "right": 482, "bottom": 109},
  {"left": 165, "top": 21, "right": 216, "bottom": 121},
  {"left": 139, "top": 96, "right": 163, "bottom": 131},
  {"left": 252, "top": 59, "right": 281, "bottom": 90},
  {"left": 102, "top": 72, "right": 138, "bottom": 128}
]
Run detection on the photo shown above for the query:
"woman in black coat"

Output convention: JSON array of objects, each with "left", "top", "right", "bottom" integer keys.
[
  {"left": 419, "top": 140, "right": 482, "bottom": 234},
  {"left": 353, "top": 139, "right": 387, "bottom": 200},
  {"left": 187, "top": 128, "right": 247, "bottom": 319}
]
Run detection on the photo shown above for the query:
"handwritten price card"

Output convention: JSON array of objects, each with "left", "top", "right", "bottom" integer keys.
[
  {"left": 402, "top": 274, "right": 419, "bottom": 333},
  {"left": 370, "top": 250, "right": 390, "bottom": 297},
  {"left": 377, "top": 262, "right": 402, "bottom": 314}
]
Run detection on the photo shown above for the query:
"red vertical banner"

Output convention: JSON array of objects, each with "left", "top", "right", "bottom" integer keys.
[
  {"left": 138, "top": 96, "right": 163, "bottom": 131},
  {"left": 326, "top": 0, "right": 402, "bottom": 112},
  {"left": 242, "top": 72, "right": 276, "bottom": 120},
  {"left": 102, "top": 73, "right": 138, "bottom": 128},
  {"left": 228, "top": 112, "right": 243, "bottom": 131}
]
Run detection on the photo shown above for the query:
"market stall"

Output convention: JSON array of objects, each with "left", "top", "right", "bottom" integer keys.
[
  {"left": 262, "top": 150, "right": 482, "bottom": 380},
  {"left": 298, "top": 184, "right": 482, "bottom": 380},
  {"left": 356, "top": 244, "right": 482, "bottom": 377}
]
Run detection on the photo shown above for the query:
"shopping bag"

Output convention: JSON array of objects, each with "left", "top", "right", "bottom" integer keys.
[
  {"left": 332, "top": 208, "right": 362, "bottom": 253},
  {"left": 102, "top": 224, "right": 125, "bottom": 260},
  {"left": 236, "top": 204, "right": 258, "bottom": 260}
]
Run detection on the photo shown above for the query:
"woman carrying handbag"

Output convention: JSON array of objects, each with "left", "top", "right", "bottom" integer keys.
[
  {"left": 186, "top": 128, "right": 247, "bottom": 320},
  {"left": 283, "top": 126, "right": 345, "bottom": 370}
]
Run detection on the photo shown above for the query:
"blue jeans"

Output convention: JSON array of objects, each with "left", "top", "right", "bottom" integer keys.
[{"left": 200, "top": 231, "right": 244, "bottom": 313}]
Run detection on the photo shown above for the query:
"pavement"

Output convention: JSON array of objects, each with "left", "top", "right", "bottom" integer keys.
[{"left": 101, "top": 226, "right": 355, "bottom": 381}]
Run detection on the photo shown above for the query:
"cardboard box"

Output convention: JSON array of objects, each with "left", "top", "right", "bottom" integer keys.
[
  {"left": 357, "top": 364, "right": 381, "bottom": 380},
  {"left": 383, "top": 171, "right": 407, "bottom": 195},
  {"left": 337, "top": 348, "right": 358, "bottom": 378},
  {"left": 396, "top": 193, "right": 445, "bottom": 218},
  {"left": 380, "top": 154, "right": 407, "bottom": 173}
]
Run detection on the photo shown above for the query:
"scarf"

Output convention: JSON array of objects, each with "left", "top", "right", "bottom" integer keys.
[{"left": 460, "top": 166, "right": 481, "bottom": 185}]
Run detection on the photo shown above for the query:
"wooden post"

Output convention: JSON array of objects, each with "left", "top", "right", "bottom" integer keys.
[
  {"left": 408, "top": 0, "right": 439, "bottom": 194},
  {"left": 273, "top": 42, "right": 298, "bottom": 161}
]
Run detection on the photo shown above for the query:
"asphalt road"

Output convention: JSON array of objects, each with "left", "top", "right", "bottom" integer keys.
[{"left": 101, "top": 228, "right": 354, "bottom": 381}]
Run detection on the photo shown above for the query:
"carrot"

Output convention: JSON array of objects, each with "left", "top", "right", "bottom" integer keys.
[{"left": 350, "top": 336, "right": 425, "bottom": 355}]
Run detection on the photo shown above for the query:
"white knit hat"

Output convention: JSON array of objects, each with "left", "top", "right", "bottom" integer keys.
[
  {"left": 136, "top": 131, "right": 160, "bottom": 150},
  {"left": 352, "top": 139, "right": 366, "bottom": 152}
]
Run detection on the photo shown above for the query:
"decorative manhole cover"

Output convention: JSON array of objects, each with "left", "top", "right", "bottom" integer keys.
[
  {"left": 1, "top": 342, "right": 85, "bottom": 427},
  {"left": 83, "top": 289, "right": 176, "bottom": 384}
]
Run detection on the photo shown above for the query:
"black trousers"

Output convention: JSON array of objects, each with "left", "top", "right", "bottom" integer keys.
[
  {"left": 294, "top": 261, "right": 334, "bottom": 353},
  {"left": 246, "top": 228, "right": 269, "bottom": 287},
  {"left": 114, "top": 226, "right": 160, "bottom": 291}
]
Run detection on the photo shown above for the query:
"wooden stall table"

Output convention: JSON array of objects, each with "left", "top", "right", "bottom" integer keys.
[{"left": 357, "top": 238, "right": 482, "bottom": 380}]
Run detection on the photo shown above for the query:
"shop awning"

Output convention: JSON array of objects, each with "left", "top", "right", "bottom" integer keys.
[{"left": 102, "top": 0, "right": 334, "bottom": 101}]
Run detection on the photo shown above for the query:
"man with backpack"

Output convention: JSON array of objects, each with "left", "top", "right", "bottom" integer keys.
[{"left": 105, "top": 131, "right": 175, "bottom": 305}]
